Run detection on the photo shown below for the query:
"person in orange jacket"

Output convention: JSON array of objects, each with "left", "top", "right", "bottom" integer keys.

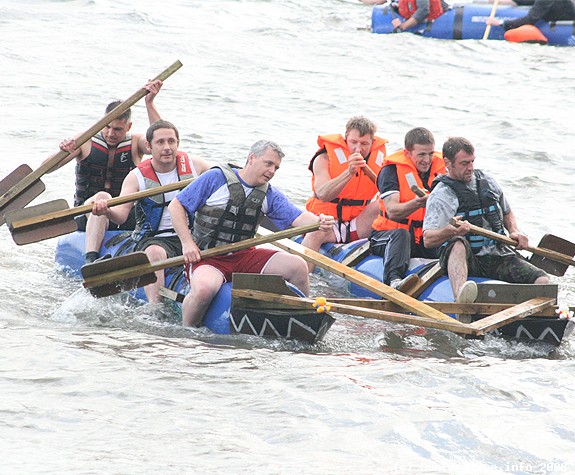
[
  {"left": 301, "top": 116, "right": 388, "bottom": 271},
  {"left": 370, "top": 127, "right": 445, "bottom": 290}
]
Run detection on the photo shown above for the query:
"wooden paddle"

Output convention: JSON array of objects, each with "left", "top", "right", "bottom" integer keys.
[
  {"left": 5, "top": 177, "right": 196, "bottom": 245},
  {"left": 450, "top": 218, "right": 575, "bottom": 270},
  {"left": 258, "top": 227, "right": 465, "bottom": 325},
  {"left": 82, "top": 222, "right": 322, "bottom": 298},
  {"left": 0, "top": 60, "right": 183, "bottom": 226},
  {"left": 483, "top": 0, "right": 500, "bottom": 40}
]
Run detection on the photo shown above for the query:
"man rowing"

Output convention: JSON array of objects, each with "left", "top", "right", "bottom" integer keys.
[
  {"left": 168, "top": 140, "right": 335, "bottom": 327},
  {"left": 422, "top": 136, "right": 549, "bottom": 306},
  {"left": 90, "top": 119, "right": 210, "bottom": 304}
]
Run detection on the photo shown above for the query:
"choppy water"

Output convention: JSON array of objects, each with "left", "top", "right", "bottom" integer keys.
[{"left": 1, "top": 1, "right": 575, "bottom": 473}]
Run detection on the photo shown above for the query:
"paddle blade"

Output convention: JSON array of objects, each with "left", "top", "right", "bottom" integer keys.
[
  {"left": 82, "top": 252, "right": 157, "bottom": 298},
  {"left": 0, "top": 165, "right": 46, "bottom": 226},
  {"left": 530, "top": 234, "right": 575, "bottom": 277},
  {"left": 5, "top": 199, "right": 76, "bottom": 245}
]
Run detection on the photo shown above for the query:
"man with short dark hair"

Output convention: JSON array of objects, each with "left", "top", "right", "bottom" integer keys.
[
  {"left": 370, "top": 127, "right": 445, "bottom": 290},
  {"left": 46, "top": 80, "right": 163, "bottom": 263},
  {"left": 422, "top": 137, "right": 549, "bottom": 306},
  {"left": 90, "top": 120, "right": 211, "bottom": 304}
]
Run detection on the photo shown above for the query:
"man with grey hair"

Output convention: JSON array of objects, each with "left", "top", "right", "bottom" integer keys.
[{"left": 169, "top": 140, "right": 335, "bottom": 327}]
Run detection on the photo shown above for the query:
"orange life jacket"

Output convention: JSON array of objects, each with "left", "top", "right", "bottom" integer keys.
[
  {"left": 398, "top": 0, "right": 444, "bottom": 21},
  {"left": 372, "top": 149, "right": 445, "bottom": 244},
  {"left": 306, "top": 134, "right": 388, "bottom": 222}
]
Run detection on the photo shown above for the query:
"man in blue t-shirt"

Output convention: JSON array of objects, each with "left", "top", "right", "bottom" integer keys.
[{"left": 168, "top": 140, "right": 334, "bottom": 327}]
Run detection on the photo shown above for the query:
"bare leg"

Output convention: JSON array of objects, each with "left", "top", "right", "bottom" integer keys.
[
  {"left": 142, "top": 244, "right": 168, "bottom": 304},
  {"left": 182, "top": 266, "right": 225, "bottom": 327},
  {"left": 535, "top": 275, "right": 551, "bottom": 285},
  {"left": 263, "top": 252, "right": 310, "bottom": 296},
  {"left": 300, "top": 227, "right": 336, "bottom": 273},
  {"left": 354, "top": 201, "right": 380, "bottom": 239},
  {"left": 85, "top": 191, "right": 112, "bottom": 254},
  {"left": 447, "top": 240, "right": 469, "bottom": 298}
]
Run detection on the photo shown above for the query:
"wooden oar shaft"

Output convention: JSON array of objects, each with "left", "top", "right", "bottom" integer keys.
[
  {"left": 258, "top": 228, "right": 464, "bottom": 326},
  {"left": 363, "top": 165, "right": 377, "bottom": 183},
  {"left": 450, "top": 218, "right": 575, "bottom": 268},
  {"left": 0, "top": 60, "right": 183, "bottom": 211},
  {"left": 82, "top": 222, "right": 320, "bottom": 289},
  {"left": 483, "top": 0, "right": 500, "bottom": 40},
  {"left": 9, "top": 177, "right": 195, "bottom": 230}
]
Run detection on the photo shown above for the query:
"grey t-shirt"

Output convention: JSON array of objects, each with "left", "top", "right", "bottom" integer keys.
[{"left": 423, "top": 172, "right": 512, "bottom": 256}]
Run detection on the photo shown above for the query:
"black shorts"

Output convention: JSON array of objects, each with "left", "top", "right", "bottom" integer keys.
[
  {"left": 134, "top": 235, "right": 182, "bottom": 258},
  {"left": 75, "top": 208, "right": 137, "bottom": 232},
  {"left": 439, "top": 237, "right": 547, "bottom": 284}
]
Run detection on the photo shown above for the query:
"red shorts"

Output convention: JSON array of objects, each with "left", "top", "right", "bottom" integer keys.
[{"left": 185, "top": 247, "right": 280, "bottom": 283}]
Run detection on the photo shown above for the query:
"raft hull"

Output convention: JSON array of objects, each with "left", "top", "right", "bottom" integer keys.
[
  {"left": 371, "top": 4, "right": 575, "bottom": 46},
  {"left": 55, "top": 231, "right": 332, "bottom": 342},
  {"left": 312, "top": 238, "right": 573, "bottom": 346}
]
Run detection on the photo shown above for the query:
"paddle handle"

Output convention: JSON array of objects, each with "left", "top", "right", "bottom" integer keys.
[
  {"left": 9, "top": 177, "right": 195, "bottom": 230},
  {"left": 410, "top": 185, "right": 427, "bottom": 198},
  {"left": 483, "top": 0, "right": 500, "bottom": 40},
  {"left": 0, "top": 60, "right": 183, "bottom": 210},
  {"left": 82, "top": 222, "right": 321, "bottom": 289},
  {"left": 363, "top": 165, "right": 377, "bottom": 183},
  {"left": 450, "top": 218, "right": 575, "bottom": 268}
]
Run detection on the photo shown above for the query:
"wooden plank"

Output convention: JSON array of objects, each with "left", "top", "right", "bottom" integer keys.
[
  {"left": 408, "top": 262, "right": 444, "bottom": 298},
  {"left": 232, "top": 289, "right": 479, "bottom": 336},
  {"left": 258, "top": 228, "right": 465, "bottom": 326},
  {"left": 340, "top": 240, "right": 371, "bottom": 267},
  {"left": 469, "top": 297, "right": 555, "bottom": 333},
  {"left": 238, "top": 296, "right": 560, "bottom": 317},
  {"left": 232, "top": 273, "right": 299, "bottom": 296},
  {"left": 476, "top": 282, "right": 557, "bottom": 304}
]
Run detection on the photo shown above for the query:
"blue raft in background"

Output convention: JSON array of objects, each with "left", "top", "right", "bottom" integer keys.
[{"left": 371, "top": 3, "right": 575, "bottom": 46}]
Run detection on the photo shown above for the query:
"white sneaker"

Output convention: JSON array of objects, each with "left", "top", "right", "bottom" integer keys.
[
  {"left": 456, "top": 281, "right": 478, "bottom": 304},
  {"left": 390, "top": 274, "right": 419, "bottom": 292}
]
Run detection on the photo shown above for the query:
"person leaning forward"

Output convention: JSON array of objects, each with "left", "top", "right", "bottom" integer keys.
[
  {"left": 422, "top": 137, "right": 549, "bottom": 306},
  {"left": 168, "top": 140, "right": 335, "bottom": 328},
  {"left": 90, "top": 119, "right": 211, "bottom": 304},
  {"left": 44, "top": 80, "right": 164, "bottom": 264},
  {"left": 301, "top": 116, "right": 387, "bottom": 271},
  {"left": 370, "top": 127, "right": 445, "bottom": 290},
  {"left": 485, "top": 0, "right": 575, "bottom": 31}
]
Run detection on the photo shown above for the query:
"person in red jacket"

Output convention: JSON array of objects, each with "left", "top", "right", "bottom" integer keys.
[
  {"left": 370, "top": 127, "right": 445, "bottom": 290},
  {"left": 301, "top": 116, "right": 388, "bottom": 271}
]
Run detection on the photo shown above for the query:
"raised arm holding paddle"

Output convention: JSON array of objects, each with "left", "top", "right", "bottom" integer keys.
[{"left": 0, "top": 60, "right": 182, "bottom": 226}]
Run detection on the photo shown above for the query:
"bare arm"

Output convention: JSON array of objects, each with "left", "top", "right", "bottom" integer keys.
[
  {"left": 91, "top": 172, "right": 139, "bottom": 225},
  {"left": 168, "top": 197, "right": 202, "bottom": 264},
  {"left": 311, "top": 152, "right": 367, "bottom": 202},
  {"left": 42, "top": 137, "right": 92, "bottom": 172},
  {"left": 503, "top": 209, "right": 529, "bottom": 249},
  {"left": 135, "top": 79, "right": 164, "bottom": 157},
  {"left": 291, "top": 211, "right": 335, "bottom": 232},
  {"left": 383, "top": 192, "right": 429, "bottom": 221},
  {"left": 191, "top": 156, "right": 212, "bottom": 175},
  {"left": 423, "top": 220, "right": 470, "bottom": 249}
]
